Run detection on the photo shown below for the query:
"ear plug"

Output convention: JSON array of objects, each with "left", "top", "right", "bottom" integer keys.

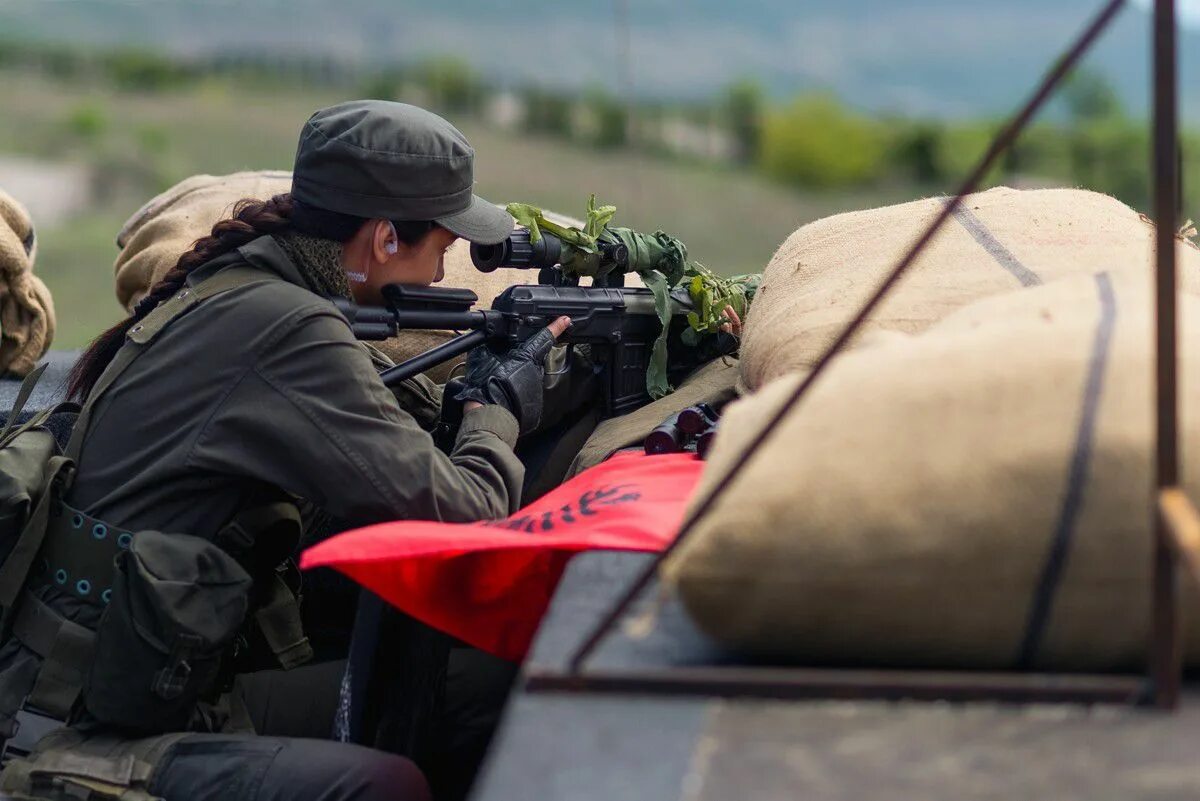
[{"left": 385, "top": 242, "right": 398, "bottom": 255}]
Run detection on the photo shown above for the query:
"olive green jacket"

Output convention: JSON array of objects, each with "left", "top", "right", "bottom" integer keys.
[{"left": 68, "top": 235, "right": 524, "bottom": 535}]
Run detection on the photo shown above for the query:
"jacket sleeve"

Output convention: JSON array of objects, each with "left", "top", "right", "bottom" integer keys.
[
  {"left": 186, "top": 306, "right": 524, "bottom": 526},
  {"left": 362, "top": 341, "right": 445, "bottom": 431}
]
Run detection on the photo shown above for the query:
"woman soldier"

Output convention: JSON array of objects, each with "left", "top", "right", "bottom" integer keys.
[{"left": 0, "top": 100, "right": 568, "bottom": 801}]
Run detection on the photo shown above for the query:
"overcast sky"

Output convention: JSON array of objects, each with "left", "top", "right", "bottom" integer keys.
[{"left": 1131, "top": 0, "right": 1200, "bottom": 25}]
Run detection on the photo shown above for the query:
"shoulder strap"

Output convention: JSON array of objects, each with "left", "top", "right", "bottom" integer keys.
[
  {"left": 0, "top": 400, "right": 83, "bottom": 452},
  {"left": 65, "top": 266, "right": 271, "bottom": 462},
  {"left": 0, "top": 267, "right": 271, "bottom": 620},
  {"left": 0, "top": 363, "right": 48, "bottom": 442},
  {"left": 216, "top": 501, "right": 313, "bottom": 670}
]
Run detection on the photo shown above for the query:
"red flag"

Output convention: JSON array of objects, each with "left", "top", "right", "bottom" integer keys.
[{"left": 300, "top": 452, "right": 703, "bottom": 661}]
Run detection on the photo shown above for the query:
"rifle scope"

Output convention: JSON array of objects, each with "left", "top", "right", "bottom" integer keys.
[{"left": 470, "top": 228, "right": 629, "bottom": 273}]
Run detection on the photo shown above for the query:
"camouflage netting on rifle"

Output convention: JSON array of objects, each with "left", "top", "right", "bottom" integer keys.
[
  {"left": 669, "top": 271, "right": 1200, "bottom": 671},
  {"left": 739, "top": 186, "right": 1200, "bottom": 391},
  {"left": 510, "top": 196, "right": 758, "bottom": 398}
]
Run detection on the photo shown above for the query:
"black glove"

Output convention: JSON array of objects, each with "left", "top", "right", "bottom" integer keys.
[{"left": 455, "top": 327, "right": 563, "bottom": 434}]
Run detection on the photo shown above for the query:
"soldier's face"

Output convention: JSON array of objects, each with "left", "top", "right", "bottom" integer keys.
[
  {"left": 385, "top": 226, "right": 455, "bottom": 287},
  {"left": 347, "top": 224, "right": 456, "bottom": 304}
]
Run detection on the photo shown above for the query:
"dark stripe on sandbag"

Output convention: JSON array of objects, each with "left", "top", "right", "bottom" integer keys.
[
  {"left": 1015, "top": 271, "right": 1117, "bottom": 668},
  {"left": 945, "top": 199, "right": 1043, "bottom": 287}
]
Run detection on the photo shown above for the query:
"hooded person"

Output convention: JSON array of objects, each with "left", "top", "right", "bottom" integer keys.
[{"left": 0, "top": 100, "right": 570, "bottom": 801}]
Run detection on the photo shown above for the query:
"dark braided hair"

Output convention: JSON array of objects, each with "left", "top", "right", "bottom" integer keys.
[{"left": 68, "top": 192, "right": 436, "bottom": 401}]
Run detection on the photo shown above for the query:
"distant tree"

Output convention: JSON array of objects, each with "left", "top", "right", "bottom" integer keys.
[
  {"left": 1183, "top": 133, "right": 1200, "bottom": 224},
  {"left": 1069, "top": 118, "right": 1148, "bottom": 208},
  {"left": 582, "top": 88, "right": 628, "bottom": 149},
  {"left": 521, "top": 87, "right": 573, "bottom": 137},
  {"left": 37, "top": 44, "right": 87, "bottom": 81},
  {"left": 1061, "top": 68, "right": 1123, "bottom": 123},
  {"left": 416, "top": 57, "right": 483, "bottom": 113},
  {"left": 361, "top": 68, "right": 406, "bottom": 102},
  {"left": 1059, "top": 69, "right": 1142, "bottom": 206},
  {"left": 1002, "top": 123, "right": 1072, "bottom": 183},
  {"left": 759, "top": 95, "right": 885, "bottom": 188},
  {"left": 933, "top": 122, "right": 1006, "bottom": 188},
  {"left": 103, "top": 48, "right": 191, "bottom": 92},
  {"left": 891, "top": 121, "right": 944, "bottom": 185},
  {"left": 720, "top": 79, "right": 765, "bottom": 164}
]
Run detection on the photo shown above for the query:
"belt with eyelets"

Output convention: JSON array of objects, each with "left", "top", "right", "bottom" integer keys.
[{"left": 36, "top": 502, "right": 134, "bottom": 607}]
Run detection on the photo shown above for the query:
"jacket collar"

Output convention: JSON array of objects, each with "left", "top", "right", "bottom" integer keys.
[
  {"left": 234, "top": 235, "right": 311, "bottom": 288},
  {"left": 187, "top": 235, "right": 311, "bottom": 291}
]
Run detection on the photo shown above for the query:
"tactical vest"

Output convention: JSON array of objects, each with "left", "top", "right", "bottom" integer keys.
[{"left": 0, "top": 266, "right": 314, "bottom": 795}]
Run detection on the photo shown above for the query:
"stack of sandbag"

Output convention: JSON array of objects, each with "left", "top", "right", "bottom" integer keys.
[
  {"left": 668, "top": 269, "right": 1200, "bottom": 672},
  {"left": 115, "top": 171, "right": 294, "bottom": 311},
  {"left": 114, "top": 171, "right": 596, "bottom": 381},
  {"left": 740, "top": 186, "right": 1200, "bottom": 391},
  {"left": 0, "top": 189, "right": 54, "bottom": 377}
]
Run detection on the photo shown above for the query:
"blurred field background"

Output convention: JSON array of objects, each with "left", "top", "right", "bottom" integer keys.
[
  {"left": 0, "top": 0, "right": 1197, "bottom": 347},
  {"left": 0, "top": 62, "right": 918, "bottom": 347}
]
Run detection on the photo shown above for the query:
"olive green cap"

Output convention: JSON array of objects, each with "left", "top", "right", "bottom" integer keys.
[{"left": 291, "top": 100, "right": 514, "bottom": 244}]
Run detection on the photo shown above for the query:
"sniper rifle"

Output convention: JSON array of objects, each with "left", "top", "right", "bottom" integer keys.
[{"left": 333, "top": 226, "right": 734, "bottom": 418}]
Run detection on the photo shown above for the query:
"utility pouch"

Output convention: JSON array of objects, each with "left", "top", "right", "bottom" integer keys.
[
  {"left": 0, "top": 363, "right": 78, "bottom": 577},
  {"left": 0, "top": 428, "right": 56, "bottom": 566},
  {"left": 85, "top": 531, "right": 251, "bottom": 734}
]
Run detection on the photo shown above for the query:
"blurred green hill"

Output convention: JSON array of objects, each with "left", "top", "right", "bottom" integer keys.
[{"left": 0, "top": 72, "right": 909, "bottom": 348}]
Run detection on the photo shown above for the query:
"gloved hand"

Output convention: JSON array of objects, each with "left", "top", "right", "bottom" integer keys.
[{"left": 455, "top": 316, "right": 571, "bottom": 433}]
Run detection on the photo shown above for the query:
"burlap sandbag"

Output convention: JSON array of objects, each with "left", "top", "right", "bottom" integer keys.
[
  {"left": 741, "top": 186, "right": 1200, "bottom": 391},
  {"left": 115, "top": 171, "right": 294, "bottom": 311},
  {"left": 114, "top": 172, "right": 606, "bottom": 381},
  {"left": 669, "top": 270, "right": 1200, "bottom": 671},
  {"left": 0, "top": 188, "right": 55, "bottom": 377}
]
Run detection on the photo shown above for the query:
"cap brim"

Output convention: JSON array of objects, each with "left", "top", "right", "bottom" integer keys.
[{"left": 436, "top": 196, "right": 514, "bottom": 245}]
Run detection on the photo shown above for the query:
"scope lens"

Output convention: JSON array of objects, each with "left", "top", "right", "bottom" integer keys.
[
  {"left": 470, "top": 240, "right": 511, "bottom": 273},
  {"left": 470, "top": 228, "right": 542, "bottom": 272}
]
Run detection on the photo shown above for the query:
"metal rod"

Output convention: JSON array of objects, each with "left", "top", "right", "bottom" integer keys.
[
  {"left": 379, "top": 329, "right": 488, "bottom": 386},
  {"left": 1151, "top": 0, "right": 1183, "bottom": 711},
  {"left": 566, "top": 0, "right": 1129, "bottom": 676},
  {"left": 527, "top": 666, "right": 1148, "bottom": 706}
]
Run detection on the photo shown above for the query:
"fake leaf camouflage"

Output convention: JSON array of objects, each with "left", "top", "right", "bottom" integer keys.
[{"left": 505, "top": 196, "right": 761, "bottom": 398}]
